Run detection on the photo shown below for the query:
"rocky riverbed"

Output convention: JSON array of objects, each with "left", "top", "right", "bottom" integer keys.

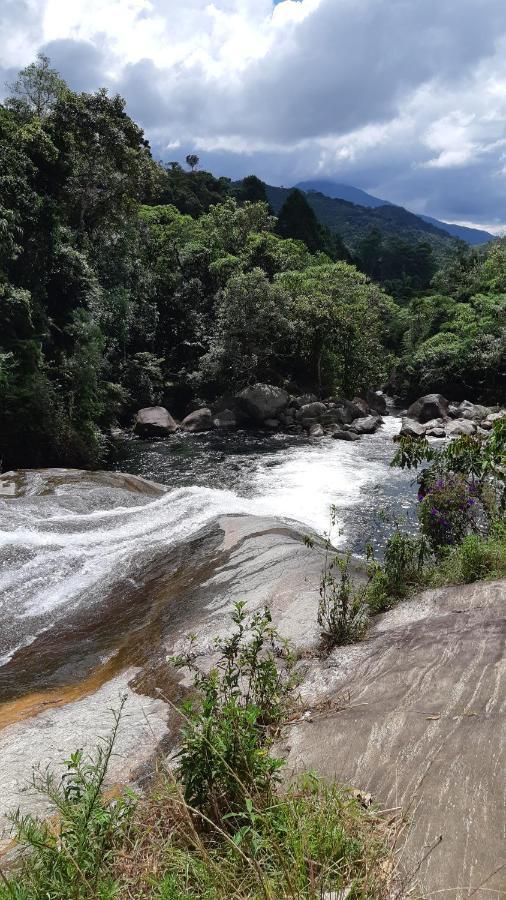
[{"left": 0, "top": 423, "right": 504, "bottom": 895}]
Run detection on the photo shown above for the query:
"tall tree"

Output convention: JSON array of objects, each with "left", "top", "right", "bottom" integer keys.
[{"left": 5, "top": 53, "right": 67, "bottom": 120}]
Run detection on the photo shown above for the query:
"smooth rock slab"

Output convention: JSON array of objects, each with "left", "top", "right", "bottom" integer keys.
[{"left": 282, "top": 579, "right": 506, "bottom": 898}]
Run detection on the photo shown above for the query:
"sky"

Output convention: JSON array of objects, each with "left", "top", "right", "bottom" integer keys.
[{"left": 2, "top": 0, "right": 506, "bottom": 231}]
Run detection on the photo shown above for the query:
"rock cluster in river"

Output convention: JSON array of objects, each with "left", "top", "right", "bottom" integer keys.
[
  {"left": 133, "top": 383, "right": 391, "bottom": 440},
  {"left": 400, "top": 394, "right": 505, "bottom": 438}
]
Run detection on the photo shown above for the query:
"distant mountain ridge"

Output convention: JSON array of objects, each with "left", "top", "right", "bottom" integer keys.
[
  {"left": 295, "top": 180, "right": 493, "bottom": 246},
  {"left": 265, "top": 184, "right": 459, "bottom": 259}
]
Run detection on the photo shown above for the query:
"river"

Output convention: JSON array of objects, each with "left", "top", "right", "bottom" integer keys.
[{"left": 0, "top": 417, "right": 417, "bottom": 703}]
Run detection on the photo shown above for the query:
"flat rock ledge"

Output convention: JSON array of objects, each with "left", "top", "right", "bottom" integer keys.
[{"left": 279, "top": 578, "right": 506, "bottom": 898}]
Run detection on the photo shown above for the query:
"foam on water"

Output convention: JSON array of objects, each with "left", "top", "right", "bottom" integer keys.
[{"left": 0, "top": 419, "right": 408, "bottom": 666}]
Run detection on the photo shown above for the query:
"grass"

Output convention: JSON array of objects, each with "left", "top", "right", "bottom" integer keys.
[
  {"left": 0, "top": 604, "right": 399, "bottom": 900},
  {"left": 0, "top": 750, "right": 398, "bottom": 900},
  {"left": 110, "top": 773, "right": 397, "bottom": 899}
]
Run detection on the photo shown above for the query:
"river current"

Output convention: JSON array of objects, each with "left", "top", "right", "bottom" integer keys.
[{"left": 0, "top": 417, "right": 417, "bottom": 687}]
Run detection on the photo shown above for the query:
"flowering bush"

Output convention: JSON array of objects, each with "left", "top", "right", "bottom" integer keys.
[{"left": 418, "top": 474, "right": 477, "bottom": 549}]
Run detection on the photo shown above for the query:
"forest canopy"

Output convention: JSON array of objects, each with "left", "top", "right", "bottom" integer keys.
[{"left": 0, "top": 56, "right": 505, "bottom": 470}]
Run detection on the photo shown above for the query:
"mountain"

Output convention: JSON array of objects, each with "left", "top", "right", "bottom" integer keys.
[
  {"left": 296, "top": 179, "right": 392, "bottom": 209},
  {"left": 295, "top": 180, "right": 492, "bottom": 246},
  {"left": 266, "top": 184, "right": 458, "bottom": 259},
  {"left": 419, "top": 215, "right": 494, "bottom": 246}
]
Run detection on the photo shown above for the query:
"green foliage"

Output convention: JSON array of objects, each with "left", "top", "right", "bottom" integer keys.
[
  {"left": 119, "top": 775, "right": 392, "bottom": 899},
  {"left": 315, "top": 512, "right": 369, "bottom": 648},
  {"left": 433, "top": 528, "right": 506, "bottom": 585},
  {"left": 365, "top": 531, "right": 431, "bottom": 613},
  {"left": 278, "top": 262, "right": 394, "bottom": 395},
  {"left": 418, "top": 474, "right": 477, "bottom": 550},
  {"left": 0, "top": 703, "right": 134, "bottom": 900},
  {"left": 172, "top": 602, "right": 294, "bottom": 822}
]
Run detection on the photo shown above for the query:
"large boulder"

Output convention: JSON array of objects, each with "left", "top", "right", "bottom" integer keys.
[
  {"left": 407, "top": 394, "right": 449, "bottom": 424},
  {"left": 181, "top": 408, "right": 214, "bottom": 432},
  {"left": 236, "top": 384, "right": 289, "bottom": 422},
  {"left": 342, "top": 399, "right": 368, "bottom": 423},
  {"left": 352, "top": 397, "right": 370, "bottom": 416},
  {"left": 366, "top": 390, "right": 388, "bottom": 415},
  {"left": 134, "top": 406, "right": 178, "bottom": 437},
  {"left": 308, "top": 422, "right": 324, "bottom": 438},
  {"left": 446, "top": 419, "right": 476, "bottom": 437},
  {"left": 296, "top": 401, "right": 328, "bottom": 423},
  {"left": 456, "top": 400, "right": 491, "bottom": 421},
  {"left": 350, "top": 415, "right": 383, "bottom": 434},
  {"left": 400, "top": 418, "right": 426, "bottom": 438},
  {"left": 331, "top": 428, "right": 361, "bottom": 441}
]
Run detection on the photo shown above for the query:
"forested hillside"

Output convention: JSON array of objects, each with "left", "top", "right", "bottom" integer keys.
[
  {"left": 266, "top": 184, "right": 459, "bottom": 258},
  {"left": 1, "top": 56, "right": 505, "bottom": 471}
]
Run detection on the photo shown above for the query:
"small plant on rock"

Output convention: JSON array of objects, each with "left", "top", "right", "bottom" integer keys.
[
  {"left": 171, "top": 601, "right": 295, "bottom": 824},
  {"left": 318, "top": 550, "right": 369, "bottom": 648}
]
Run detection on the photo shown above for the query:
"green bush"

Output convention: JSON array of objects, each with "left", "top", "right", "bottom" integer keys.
[
  {"left": 112, "top": 775, "right": 394, "bottom": 899},
  {"left": 366, "top": 531, "right": 432, "bottom": 613},
  {"left": 432, "top": 526, "right": 506, "bottom": 585},
  {"left": 0, "top": 703, "right": 134, "bottom": 900},
  {"left": 172, "top": 602, "right": 295, "bottom": 823},
  {"left": 318, "top": 551, "right": 369, "bottom": 648},
  {"left": 418, "top": 474, "right": 477, "bottom": 550}
]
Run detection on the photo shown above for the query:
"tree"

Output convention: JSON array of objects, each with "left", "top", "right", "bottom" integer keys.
[
  {"left": 239, "top": 175, "right": 268, "bottom": 204},
  {"left": 275, "top": 189, "right": 324, "bottom": 253},
  {"left": 5, "top": 53, "right": 67, "bottom": 119},
  {"left": 186, "top": 154, "right": 199, "bottom": 172}
]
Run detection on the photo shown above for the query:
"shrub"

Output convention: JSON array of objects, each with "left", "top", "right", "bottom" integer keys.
[
  {"left": 112, "top": 774, "right": 395, "bottom": 899},
  {"left": 172, "top": 602, "right": 295, "bottom": 823},
  {"left": 365, "top": 531, "right": 432, "bottom": 613},
  {"left": 432, "top": 526, "right": 506, "bottom": 585},
  {"left": 0, "top": 702, "right": 134, "bottom": 900},
  {"left": 318, "top": 551, "right": 369, "bottom": 648},
  {"left": 418, "top": 474, "right": 477, "bottom": 550}
]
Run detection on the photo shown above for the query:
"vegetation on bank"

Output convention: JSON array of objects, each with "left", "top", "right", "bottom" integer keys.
[
  {"left": 312, "top": 418, "right": 506, "bottom": 651},
  {"left": 0, "top": 608, "right": 397, "bottom": 899},
  {"left": 1, "top": 54, "right": 505, "bottom": 471}
]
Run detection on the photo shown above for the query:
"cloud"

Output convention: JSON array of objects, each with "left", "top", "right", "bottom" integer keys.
[{"left": 2, "top": 0, "right": 506, "bottom": 226}]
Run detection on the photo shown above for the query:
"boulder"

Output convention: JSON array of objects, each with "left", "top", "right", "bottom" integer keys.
[
  {"left": 321, "top": 408, "right": 346, "bottom": 425},
  {"left": 485, "top": 410, "right": 506, "bottom": 424},
  {"left": 236, "top": 384, "right": 289, "bottom": 422},
  {"left": 457, "top": 400, "right": 491, "bottom": 421},
  {"left": 400, "top": 418, "right": 426, "bottom": 438},
  {"left": 134, "top": 406, "right": 178, "bottom": 437},
  {"left": 290, "top": 393, "right": 318, "bottom": 409},
  {"left": 308, "top": 422, "right": 324, "bottom": 438},
  {"left": 350, "top": 415, "right": 383, "bottom": 435},
  {"left": 342, "top": 399, "right": 368, "bottom": 423},
  {"left": 213, "top": 408, "right": 237, "bottom": 429},
  {"left": 446, "top": 419, "right": 476, "bottom": 437},
  {"left": 422, "top": 418, "right": 445, "bottom": 431},
  {"left": 331, "top": 429, "right": 361, "bottom": 441},
  {"left": 426, "top": 427, "right": 446, "bottom": 438},
  {"left": 296, "top": 401, "right": 327, "bottom": 423},
  {"left": 366, "top": 390, "right": 388, "bottom": 415},
  {"left": 407, "top": 394, "right": 449, "bottom": 424},
  {"left": 352, "top": 397, "right": 370, "bottom": 416},
  {"left": 181, "top": 408, "right": 214, "bottom": 432}
]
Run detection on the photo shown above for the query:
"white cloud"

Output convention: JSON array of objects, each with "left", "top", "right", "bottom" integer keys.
[{"left": 3, "top": 0, "right": 506, "bottom": 225}]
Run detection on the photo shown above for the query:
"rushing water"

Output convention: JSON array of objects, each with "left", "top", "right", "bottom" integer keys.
[
  {"left": 0, "top": 417, "right": 417, "bottom": 689},
  {"left": 112, "top": 417, "right": 417, "bottom": 547}
]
